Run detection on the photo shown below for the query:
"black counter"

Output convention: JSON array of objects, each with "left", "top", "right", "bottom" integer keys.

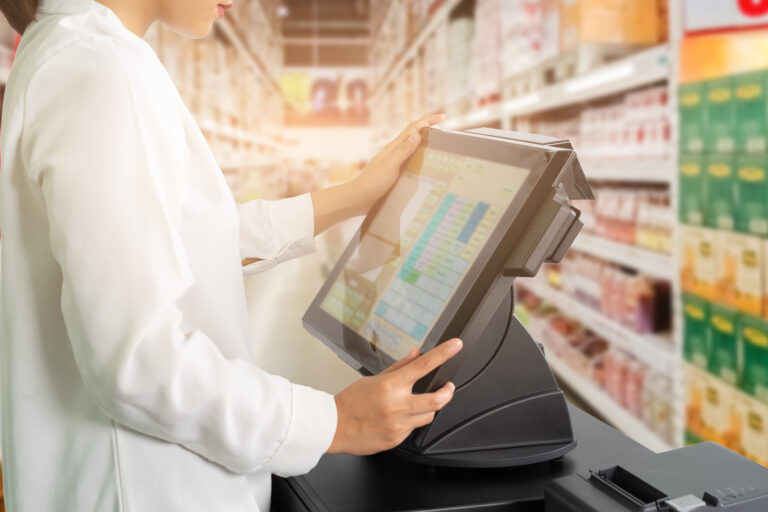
[{"left": 272, "top": 405, "right": 654, "bottom": 512}]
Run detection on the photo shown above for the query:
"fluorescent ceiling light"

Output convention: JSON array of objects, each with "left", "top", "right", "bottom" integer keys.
[
  {"left": 564, "top": 63, "right": 635, "bottom": 94},
  {"left": 504, "top": 93, "right": 541, "bottom": 112}
]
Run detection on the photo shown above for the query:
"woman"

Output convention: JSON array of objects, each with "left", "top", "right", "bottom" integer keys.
[{"left": 0, "top": 1, "right": 462, "bottom": 510}]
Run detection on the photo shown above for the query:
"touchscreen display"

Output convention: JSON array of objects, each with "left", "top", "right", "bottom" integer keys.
[{"left": 320, "top": 147, "right": 531, "bottom": 360}]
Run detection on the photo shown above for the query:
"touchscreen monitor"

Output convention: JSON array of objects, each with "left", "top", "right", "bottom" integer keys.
[{"left": 318, "top": 145, "right": 530, "bottom": 361}]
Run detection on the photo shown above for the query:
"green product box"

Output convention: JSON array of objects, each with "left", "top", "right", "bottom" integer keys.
[
  {"left": 735, "top": 154, "right": 768, "bottom": 236},
  {"left": 705, "top": 154, "right": 736, "bottom": 231},
  {"left": 734, "top": 70, "right": 768, "bottom": 155},
  {"left": 683, "top": 293, "right": 710, "bottom": 370},
  {"left": 680, "top": 82, "right": 707, "bottom": 154},
  {"left": 679, "top": 154, "right": 707, "bottom": 225},
  {"left": 705, "top": 76, "right": 736, "bottom": 154},
  {"left": 740, "top": 314, "right": 768, "bottom": 405},
  {"left": 708, "top": 303, "right": 740, "bottom": 386}
]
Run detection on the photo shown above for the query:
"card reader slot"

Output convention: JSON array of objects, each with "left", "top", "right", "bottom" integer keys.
[{"left": 589, "top": 466, "right": 668, "bottom": 511}]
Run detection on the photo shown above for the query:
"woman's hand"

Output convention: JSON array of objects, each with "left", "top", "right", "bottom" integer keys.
[
  {"left": 327, "top": 338, "right": 462, "bottom": 455},
  {"left": 310, "top": 114, "right": 445, "bottom": 235},
  {"left": 352, "top": 113, "right": 446, "bottom": 213}
]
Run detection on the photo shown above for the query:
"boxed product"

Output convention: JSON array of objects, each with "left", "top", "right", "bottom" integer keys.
[
  {"left": 708, "top": 303, "right": 740, "bottom": 387},
  {"left": 705, "top": 76, "right": 736, "bottom": 154},
  {"left": 683, "top": 294, "right": 710, "bottom": 370},
  {"left": 700, "top": 371, "right": 740, "bottom": 449},
  {"left": 679, "top": 154, "right": 707, "bottom": 226},
  {"left": 559, "top": 0, "right": 659, "bottom": 52},
  {"left": 679, "top": 226, "right": 718, "bottom": 299},
  {"left": 736, "top": 153, "right": 768, "bottom": 236},
  {"left": 679, "top": 82, "right": 706, "bottom": 154},
  {"left": 734, "top": 70, "right": 768, "bottom": 155},
  {"left": 731, "top": 392, "right": 768, "bottom": 466},
  {"left": 740, "top": 314, "right": 768, "bottom": 405},
  {"left": 705, "top": 154, "right": 736, "bottom": 231},
  {"left": 716, "top": 231, "right": 764, "bottom": 316},
  {"left": 685, "top": 363, "right": 709, "bottom": 441}
]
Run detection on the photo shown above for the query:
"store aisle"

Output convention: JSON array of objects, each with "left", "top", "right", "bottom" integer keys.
[{"left": 244, "top": 250, "right": 359, "bottom": 396}]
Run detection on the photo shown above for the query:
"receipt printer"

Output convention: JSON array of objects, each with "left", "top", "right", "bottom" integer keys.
[{"left": 545, "top": 442, "right": 768, "bottom": 511}]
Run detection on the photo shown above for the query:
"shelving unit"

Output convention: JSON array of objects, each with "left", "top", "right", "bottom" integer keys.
[
  {"left": 447, "top": 44, "right": 670, "bottom": 131},
  {"left": 517, "top": 278, "right": 678, "bottom": 374},
  {"left": 547, "top": 355, "right": 674, "bottom": 453},
  {"left": 571, "top": 233, "right": 674, "bottom": 280},
  {"left": 579, "top": 158, "right": 675, "bottom": 184},
  {"left": 216, "top": 18, "right": 282, "bottom": 95}
]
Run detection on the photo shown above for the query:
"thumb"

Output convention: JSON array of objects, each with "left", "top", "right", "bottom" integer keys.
[{"left": 388, "top": 131, "right": 422, "bottom": 167}]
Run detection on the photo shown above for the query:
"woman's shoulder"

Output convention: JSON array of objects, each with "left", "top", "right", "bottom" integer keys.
[{"left": 12, "top": 15, "right": 161, "bottom": 99}]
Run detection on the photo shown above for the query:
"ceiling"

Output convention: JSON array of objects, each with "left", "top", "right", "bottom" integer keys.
[{"left": 279, "top": 0, "right": 370, "bottom": 67}]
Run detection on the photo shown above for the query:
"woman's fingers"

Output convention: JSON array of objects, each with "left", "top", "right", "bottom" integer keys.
[
  {"left": 382, "top": 113, "right": 447, "bottom": 153},
  {"left": 397, "top": 338, "right": 463, "bottom": 385},
  {"left": 409, "top": 381, "right": 455, "bottom": 415},
  {"left": 381, "top": 347, "right": 420, "bottom": 374}
]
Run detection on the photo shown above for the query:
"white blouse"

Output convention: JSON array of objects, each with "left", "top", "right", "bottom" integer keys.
[{"left": 0, "top": 1, "right": 337, "bottom": 511}]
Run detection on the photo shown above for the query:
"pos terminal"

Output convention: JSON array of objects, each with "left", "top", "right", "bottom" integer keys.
[
  {"left": 279, "top": 128, "right": 768, "bottom": 512},
  {"left": 302, "top": 127, "right": 592, "bottom": 467}
]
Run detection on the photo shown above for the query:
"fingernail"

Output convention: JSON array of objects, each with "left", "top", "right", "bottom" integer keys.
[{"left": 451, "top": 339, "right": 462, "bottom": 351}]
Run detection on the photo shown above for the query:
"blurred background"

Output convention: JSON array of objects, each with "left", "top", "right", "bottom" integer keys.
[{"left": 0, "top": 0, "right": 767, "bottom": 480}]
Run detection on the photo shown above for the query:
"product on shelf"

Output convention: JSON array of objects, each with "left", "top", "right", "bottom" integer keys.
[
  {"left": 446, "top": 15, "right": 475, "bottom": 117},
  {"left": 555, "top": 253, "right": 672, "bottom": 335},
  {"left": 716, "top": 231, "right": 763, "bottom": 316},
  {"left": 705, "top": 76, "right": 736, "bottom": 154},
  {"left": 734, "top": 70, "right": 768, "bottom": 155},
  {"left": 575, "top": 185, "right": 672, "bottom": 254},
  {"left": 559, "top": 0, "right": 661, "bottom": 52},
  {"left": 736, "top": 154, "right": 768, "bottom": 236},
  {"left": 705, "top": 154, "right": 735, "bottom": 230},
  {"left": 740, "top": 314, "right": 768, "bottom": 405},
  {"left": 471, "top": 0, "right": 503, "bottom": 107},
  {"left": 679, "top": 82, "right": 706, "bottom": 154},
  {"left": 679, "top": 154, "right": 706, "bottom": 226},
  {"left": 679, "top": 225, "right": 718, "bottom": 300},
  {"left": 683, "top": 293, "right": 709, "bottom": 370},
  {"left": 708, "top": 302, "right": 740, "bottom": 387},
  {"left": 732, "top": 394, "right": 768, "bottom": 467}
]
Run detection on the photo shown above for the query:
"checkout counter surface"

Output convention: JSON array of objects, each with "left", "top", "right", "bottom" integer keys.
[{"left": 272, "top": 405, "right": 653, "bottom": 512}]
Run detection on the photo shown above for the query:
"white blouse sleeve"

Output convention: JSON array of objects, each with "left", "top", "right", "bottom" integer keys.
[
  {"left": 21, "top": 45, "right": 336, "bottom": 477},
  {"left": 237, "top": 193, "right": 317, "bottom": 276}
]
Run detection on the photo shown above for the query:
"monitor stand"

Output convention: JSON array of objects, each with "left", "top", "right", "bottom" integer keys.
[{"left": 394, "top": 274, "right": 576, "bottom": 468}]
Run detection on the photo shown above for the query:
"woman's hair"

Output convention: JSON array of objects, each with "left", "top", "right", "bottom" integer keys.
[{"left": 1, "top": 0, "right": 39, "bottom": 34}]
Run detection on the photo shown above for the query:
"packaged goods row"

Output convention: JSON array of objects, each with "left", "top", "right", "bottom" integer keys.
[
  {"left": 679, "top": 153, "right": 768, "bottom": 235},
  {"left": 679, "top": 226, "right": 768, "bottom": 318},
  {"left": 541, "top": 253, "right": 672, "bottom": 336},
  {"left": 686, "top": 364, "right": 768, "bottom": 467},
  {"left": 682, "top": 294, "right": 768, "bottom": 404},
  {"left": 515, "top": 87, "right": 671, "bottom": 162},
  {"left": 371, "top": 0, "right": 669, "bottom": 145},
  {"left": 517, "top": 287, "right": 676, "bottom": 443},
  {"left": 573, "top": 186, "right": 673, "bottom": 254},
  {"left": 680, "top": 69, "right": 768, "bottom": 156}
]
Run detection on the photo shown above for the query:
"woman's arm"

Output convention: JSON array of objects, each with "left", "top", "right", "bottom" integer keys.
[{"left": 238, "top": 114, "right": 444, "bottom": 271}]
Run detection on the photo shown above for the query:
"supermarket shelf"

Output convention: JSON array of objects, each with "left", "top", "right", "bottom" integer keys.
[
  {"left": 571, "top": 234, "right": 674, "bottom": 281},
  {"left": 216, "top": 18, "right": 281, "bottom": 95},
  {"left": 371, "top": 0, "right": 462, "bottom": 99},
  {"left": 219, "top": 159, "right": 275, "bottom": 172},
  {"left": 580, "top": 158, "right": 675, "bottom": 184},
  {"left": 547, "top": 355, "right": 674, "bottom": 453},
  {"left": 198, "top": 118, "right": 283, "bottom": 148},
  {"left": 517, "top": 279, "right": 678, "bottom": 374},
  {"left": 449, "top": 44, "right": 670, "bottom": 130}
]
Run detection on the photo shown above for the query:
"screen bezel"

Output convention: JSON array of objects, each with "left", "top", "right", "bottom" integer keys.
[{"left": 303, "top": 128, "right": 572, "bottom": 377}]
